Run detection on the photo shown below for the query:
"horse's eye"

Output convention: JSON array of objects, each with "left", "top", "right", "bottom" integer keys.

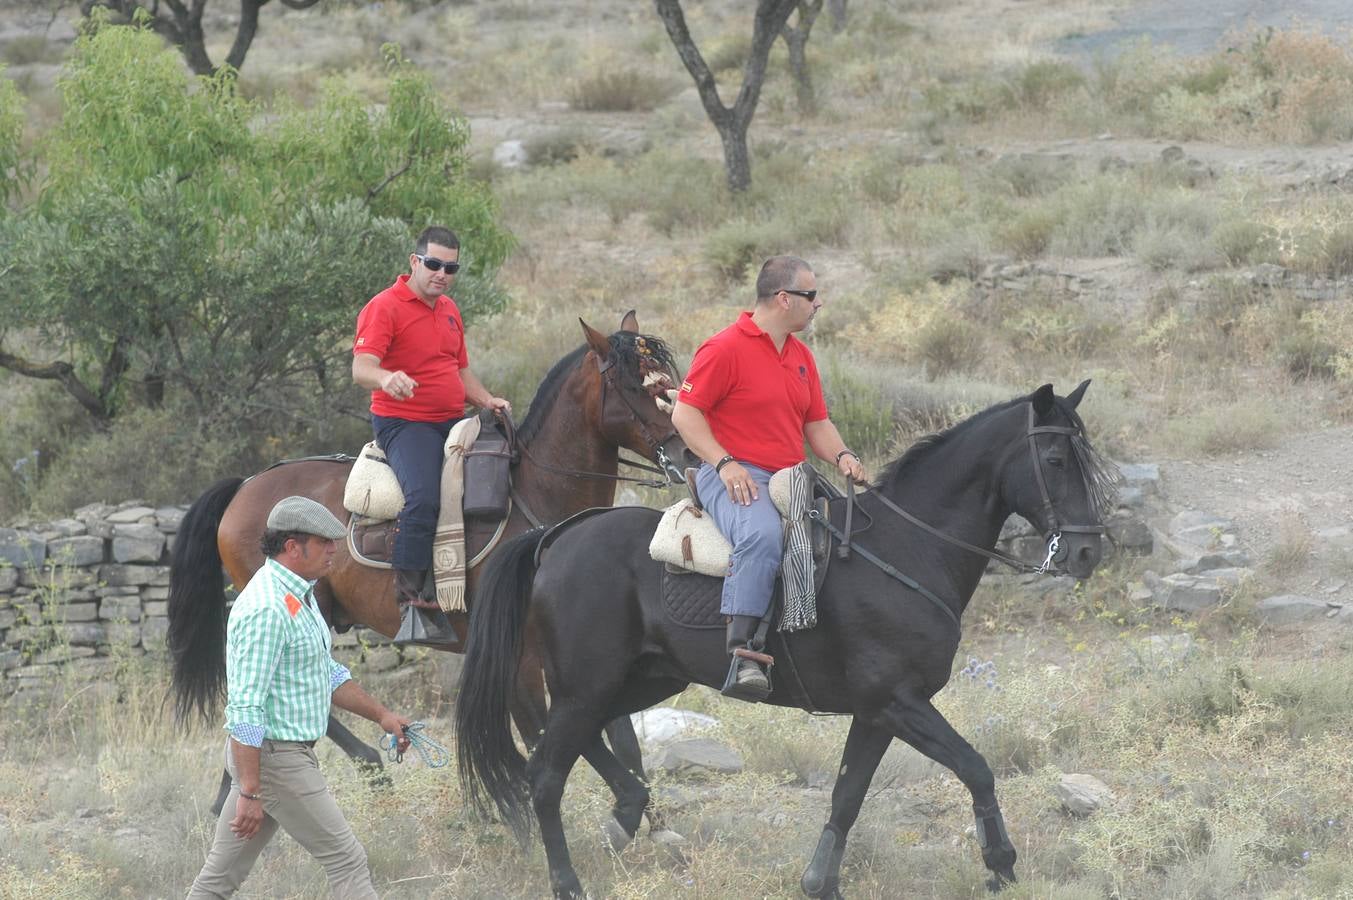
[{"left": 1047, "top": 456, "right": 1066, "bottom": 469}]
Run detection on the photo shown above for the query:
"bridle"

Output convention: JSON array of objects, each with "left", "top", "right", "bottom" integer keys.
[
  {"left": 828, "top": 400, "right": 1107, "bottom": 580},
  {"left": 514, "top": 345, "right": 681, "bottom": 489}
]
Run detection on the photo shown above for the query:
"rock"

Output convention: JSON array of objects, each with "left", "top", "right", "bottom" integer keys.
[
  {"left": 112, "top": 524, "right": 165, "bottom": 564},
  {"left": 492, "top": 140, "right": 529, "bottom": 170},
  {"left": 73, "top": 502, "right": 114, "bottom": 520},
  {"left": 0, "top": 567, "right": 17, "bottom": 592},
  {"left": 0, "top": 650, "right": 24, "bottom": 670},
  {"left": 1148, "top": 573, "right": 1222, "bottom": 611},
  {"left": 1314, "top": 526, "right": 1353, "bottom": 551},
  {"left": 631, "top": 708, "right": 718, "bottom": 752},
  {"left": 99, "top": 596, "right": 142, "bottom": 622},
  {"left": 1116, "top": 485, "right": 1147, "bottom": 509},
  {"left": 53, "top": 602, "right": 98, "bottom": 623},
  {"left": 46, "top": 536, "right": 105, "bottom": 567},
  {"left": 141, "top": 586, "right": 169, "bottom": 601},
  {"left": 1255, "top": 594, "right": 1332, "bottom": 625},
  {"left": 1134, "top": 633, "right": 1197, "bottom": 669},
  {"left": 1159, "top": 145, "right": 1185, "bottom": 163},
  {"left": 140, "top": 615, "right": 169, "bottom": 649},
  {"left": 1055, "top": 773, "right": 1114, "bottom": 817},
  {"left": 0, "top": 528, "right": 47, "bottom": 568},
  {"left": 1107, "top": 518, "right": 1152, "bottom": 554},
  {"left": 143, "top": 601, "right": 168, "bottom": 617},
  {"left": 654, "top": 738, "right": 744, "bottom": 776},
  {"left": 1117, "top": 462, "right": 1159, "bottom": 490},
  {"left": 1178, "top": 550, "right": 1251, "bottom": 573},
  {"left": 58, "top": 622, "right": 106, "bottom": 645},
  {"left": 99, "top": 564, "right": 158, "bottom": 587},
  {"left": 33, "top": 645, "right": 96, "bottom": 664},
  {"left": 104, "top": 622, "right": 142, "bottom": 647},
  {"left": 106, "top": 506, "right": 156, "bottom": 524},
  {"left": 362, "top": 646, "right": 400, "bottom": 673},
  {"left": 40, "top": 519, "right": 86, "bottom": 538},
  {"left": 154, "top": 507, "right": 185, "bottom": 533},
  {"left": 75, "top": 806, "right": 114, "bottom": 818},
  {"left": 1168, "top": 510, "right": 1235, "bottom": 550},
  {"left": 0, "top": 608, "right": 15, "bottom": 629}
]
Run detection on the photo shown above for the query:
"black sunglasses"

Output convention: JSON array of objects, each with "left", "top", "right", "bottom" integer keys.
[
  {"left": 415, "top": 254, "right": 460, "bottom": 274},
  {"left": 782, "top": 288, "right": 817, "bottom": 302}
]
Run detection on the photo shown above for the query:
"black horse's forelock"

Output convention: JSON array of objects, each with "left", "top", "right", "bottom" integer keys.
[
  {"left": 879, "top": 394, "right": 1119, "bottom": 518},
  {"left": 516, "top": 331, "right": 677, "bottom": 448}
]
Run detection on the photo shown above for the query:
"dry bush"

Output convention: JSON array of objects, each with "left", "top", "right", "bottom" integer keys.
[
  {"left": 1162, "top": 398, "right": 1284, "bottom": 455},
  {"left": 568, "top": 65, "right": 678, "bottom": 112},
  {"left": 1265, "top": 514, "right": 1314, "bottom": 578}
]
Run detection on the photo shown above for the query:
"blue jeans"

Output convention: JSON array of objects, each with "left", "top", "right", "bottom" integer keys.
[
  {"left": 371, "top": 415, "right": 456, "bottom": 570},
  {"left": 695, "top": 463, "right": 781, "bottom": 618}
]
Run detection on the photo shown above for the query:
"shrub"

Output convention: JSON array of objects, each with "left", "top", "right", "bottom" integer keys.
[
  {"left": 567, "top": 66, "right": 678, "bottom": 112},
  {"left": 1162, "top": 399, "right": 1283, "bottom": 455},
  {"left": 1265, "top": 514, "right": 1313, "bottom": 577},
  {"left": 1210, "top": 218, "right": 1280, "bottom": 266},
  {"left": 914, "top": 315, "right": 984, "bottom": 379},
  {"left": 1, "top": 36, "right": 58, "bottom": 67},
  {"left": 1276, "top": 327, "right": 1339, "bottom": 380},
  {"left": 702, "top": 218, "right": 791, "bottom": 280},
  {"left": 1008, "top": 60, "right": 1085, "bottom": 110},
  {"left": 997, "top": 204, "right": 1058, "bottom": 258}
]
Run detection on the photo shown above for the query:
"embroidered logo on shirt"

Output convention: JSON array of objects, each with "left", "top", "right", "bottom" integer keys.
[
  {"left": 799, "top": 365, "right": 808, "bottom": 381},
  {"left": 356, "top": 337, "right": 366, "bottom": 345},
  {"left": 284, "top": 593, "right": 302, "bottom": 617},
  {"left": 447, "top": 316, "right": 460, "bottom": 332},
  {"left": 681, "top": 381, "right": 693, "bottom": 392}
]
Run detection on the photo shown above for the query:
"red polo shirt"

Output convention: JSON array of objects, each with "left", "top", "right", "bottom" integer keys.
[
  {"left": 679, "top": 312, "right": 828, "bottom": 472},
  {"left": 353, "top": 275, "right": 469, "bottom": 422}
]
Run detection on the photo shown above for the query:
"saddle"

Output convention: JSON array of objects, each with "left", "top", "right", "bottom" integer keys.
[
  {"left": 653, "top": 464, "right": 838, "bottom": 631},
  {"left": 343, "top": 410, "right": 518, "bottom": 570}
]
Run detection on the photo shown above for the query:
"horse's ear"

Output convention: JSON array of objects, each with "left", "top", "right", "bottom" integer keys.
[
  {"left": 1031, "top": 383, "right": 1056, "bottom": 417},
  {"left": 620, "top": 309, "right": 639, "bottom": 333},
  {"left": 579, "top": 318, "right": 612, "bottom": 358},
  {"left": 1065, "top": 378, "right": 1091, "bottom": 410}
]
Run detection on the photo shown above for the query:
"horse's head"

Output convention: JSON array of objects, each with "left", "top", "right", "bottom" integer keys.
[
  {"left": 1004, "top": 380, "right": 1119, "bottom": 579},
  {"left": 580, "top": 311, "right": 692, "bottom": 483}
]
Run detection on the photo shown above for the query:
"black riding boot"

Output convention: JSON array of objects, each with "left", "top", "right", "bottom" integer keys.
[
  {"left": 720, "top": 614, "right": 770, "bottom": 701},
  {"left": 393, "top": 567, "right": 458, "bottom": 647}
]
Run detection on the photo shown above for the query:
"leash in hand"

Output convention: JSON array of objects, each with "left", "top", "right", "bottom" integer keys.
[{"left": 380, "top": 721, "right": 451, "bottom": 769}]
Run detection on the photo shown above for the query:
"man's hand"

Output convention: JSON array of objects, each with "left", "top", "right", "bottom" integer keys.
[
  {"left": 379, "top": 369, "right": 418, "bottom": 401},
  {"left": 483, "top": 396, "right": 512, "bottom": 413},
  {"left": 720, "top": 461, "right": 759, "bottom": 506},
  {"left": 230, "top": 794, "right": 265, "bottom": 840},
  {"left": 838, "top": 452, "right": 868, "bottom": 485},
  {"left": 379, "top": 711, "right": 413, "bottom": 754}
]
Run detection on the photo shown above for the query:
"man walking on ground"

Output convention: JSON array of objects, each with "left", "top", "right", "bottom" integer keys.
[
  {"left": 352, "top": 226, "right": 511, "bottom": 644},
  {"left": 671, "top": 256, "right": 868, "bottom": 700},
  {"left": 186, "top": 496, "right": 413, "bottom": 899}
]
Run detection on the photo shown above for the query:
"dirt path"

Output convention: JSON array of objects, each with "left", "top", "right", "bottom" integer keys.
[
  {"left": 1158, "top": 426, "right": 1353, "bottom": 600},
  {"left": 1062, "top": 0, "right": 1353, "bottom": 59}
]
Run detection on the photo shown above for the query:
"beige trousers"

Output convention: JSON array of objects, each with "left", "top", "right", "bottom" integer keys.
[{"left": 186, "top": 739, "right": 377, "bottom": 899}]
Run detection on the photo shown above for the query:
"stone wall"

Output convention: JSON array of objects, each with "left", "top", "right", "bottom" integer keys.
[{"left": 0, "top": 501, "right": 185, "bottom": 695}]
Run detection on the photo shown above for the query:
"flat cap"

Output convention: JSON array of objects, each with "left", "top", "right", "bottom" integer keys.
[{"left": 266, "top": 496, "right": 346, "bottom": 540}]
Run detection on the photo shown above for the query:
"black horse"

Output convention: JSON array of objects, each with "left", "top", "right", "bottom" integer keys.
[{"left": 455, "top": 381, "right": 1117, "bottom": 898}]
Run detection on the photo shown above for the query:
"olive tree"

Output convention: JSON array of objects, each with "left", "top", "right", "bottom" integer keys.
[{"left": 654, "top": 0, "right": 798, "bottom": 193}]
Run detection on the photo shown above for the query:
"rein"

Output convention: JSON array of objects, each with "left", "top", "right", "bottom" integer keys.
[{"left": 808, "top": 401, "right": 1109, "bottom": 628}]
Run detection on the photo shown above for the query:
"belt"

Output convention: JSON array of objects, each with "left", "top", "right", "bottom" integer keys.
[{"left": 264, "top": 738, "right": 318, "bottom": 748}]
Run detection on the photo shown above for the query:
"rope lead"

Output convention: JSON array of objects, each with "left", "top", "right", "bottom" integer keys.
[{"left": 380, "top": 721, "right": 451, "bottom": 768}]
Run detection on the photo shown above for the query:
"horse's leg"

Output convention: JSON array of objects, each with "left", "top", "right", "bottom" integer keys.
[
  {"left": 582, "top": 734, "right": 651, "bottom": 852},
  {"left": 888, "top": 694, "right": 1016, "bottom": 891},
  {"left": 528, "top": 703, "right": 605, "bottom": 900},
  {"left": 801, "top": 717, "right": 892, "bottom": 900},
  {"left": 326, "top": 715, "right": 389, "bottom": 789},
  {"left": 603, "top": 716, "right": 645, "bottom": 782},
  {"left": 210, "top": 768, "right": 231, "bottom": 817}
]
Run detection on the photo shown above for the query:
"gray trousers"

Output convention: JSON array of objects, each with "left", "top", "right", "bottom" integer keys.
[
  {"left": 187, "top": 739, "right": 376, "bottom": 899},
  {"left": 695, "top": 462, "right": 782, "bottom": 618}
]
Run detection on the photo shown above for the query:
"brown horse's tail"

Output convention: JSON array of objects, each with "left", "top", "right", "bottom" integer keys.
[
  {"left": 167, "top": 476, "right": 244, "bottom": 724},
  {"left": 456, "top": 527, "right": 544, "bottom": 842}
]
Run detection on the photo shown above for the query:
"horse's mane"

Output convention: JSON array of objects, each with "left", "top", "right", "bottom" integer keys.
[
  {"left": 878, "top": 394, "right": 1118, "bottom": 517},
  {"left": 516, "top": 331, "right": 678, "bottom": 447}
]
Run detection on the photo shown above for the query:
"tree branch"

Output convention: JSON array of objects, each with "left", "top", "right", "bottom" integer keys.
[
  {"left": 367, "top": 158, "right": 413, "bottom": 201},
  {"left": 0, "top": 347, "right": 110, "bottom": 423}
]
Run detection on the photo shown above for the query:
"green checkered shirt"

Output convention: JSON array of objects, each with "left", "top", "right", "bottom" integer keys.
[{"left": 224, "top": 557, "right": 351, "bottom": 746}]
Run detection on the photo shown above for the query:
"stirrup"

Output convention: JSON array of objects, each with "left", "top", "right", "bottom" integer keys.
[
  {"left": 720, "top": 655, "right": 770, "bottom": 702},
  {"left": 394, "top": 604, "right": 461, "bottom": 648}
]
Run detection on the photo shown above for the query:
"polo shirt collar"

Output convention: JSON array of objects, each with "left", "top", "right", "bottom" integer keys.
[
  {"left": 264, "top": 556, "right": 316, "bottom": 602},
  {"left": 391, "top": 273, "right": 445, "bottom": 306},
  {"left": 735, "top": 311, "right": 764, "bottom": 337}
]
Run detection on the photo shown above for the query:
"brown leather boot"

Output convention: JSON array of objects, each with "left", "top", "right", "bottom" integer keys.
[{"left": 393, "top": 568, "right": 458, "bottom": 647}]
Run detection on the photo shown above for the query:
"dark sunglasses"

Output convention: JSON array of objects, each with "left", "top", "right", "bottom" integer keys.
[
  {"left": 782, "top": 288, "right": 818, "bottom": 302},
  {"left": 415, "top": 254, "right": 460, "bottom": 274}
]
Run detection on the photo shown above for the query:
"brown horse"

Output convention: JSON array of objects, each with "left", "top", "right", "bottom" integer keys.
[{"left": 168, "top": 313, "right": 689, "bottom": 809}]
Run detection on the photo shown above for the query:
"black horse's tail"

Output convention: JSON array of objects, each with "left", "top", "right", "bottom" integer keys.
[
  {"left": 456, "top": 527, "right": 545, "bottom": 841},
  {"left": 167, "top": 476, "right": 244, "bottom": 724}
]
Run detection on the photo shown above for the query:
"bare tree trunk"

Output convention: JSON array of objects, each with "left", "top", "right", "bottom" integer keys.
[
  {"left": 655, "top": 0, "right": 799, "bottom": 193},
  {"left": 782, "top": 0, "right": 822, "bottom": 117},
  {"left": 82, "top": 0, "right": 319, "bottom": 76},
  {"left": 0, "top": 348, "right": 114, "bottom": 426},
  {"left": 827, "top": 0, "right": 847, "bottom": 33}
]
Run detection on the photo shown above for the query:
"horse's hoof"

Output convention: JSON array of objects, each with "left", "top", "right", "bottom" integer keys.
[
  {"left": 601, "top": 816, "right": 634, "bottom": 853},
  {"left": 650, "top": 828, "right": 687, "bottom": 846},
  {"left": 985, "top": 869, "right": 1017, "bottom": 893}
]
